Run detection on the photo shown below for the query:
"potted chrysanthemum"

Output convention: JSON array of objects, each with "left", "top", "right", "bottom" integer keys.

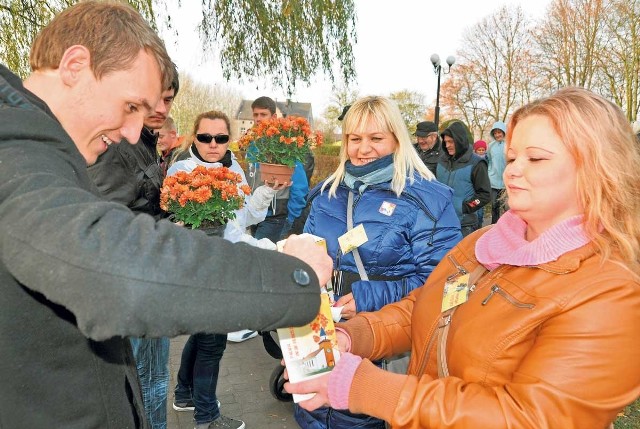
[
  {"left": 237, "top": 116, "right": 322, "bottom": 183},
  {"left": 160, "top": 165, "right": 251, "bottom": 234}
]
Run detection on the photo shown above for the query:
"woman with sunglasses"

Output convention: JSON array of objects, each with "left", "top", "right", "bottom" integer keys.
[
  {"left": 167, "top": 110, "right": 283, "bottom": 429},
  {"left": 167, "top": 110, "right": 284, "bottom": 248}
]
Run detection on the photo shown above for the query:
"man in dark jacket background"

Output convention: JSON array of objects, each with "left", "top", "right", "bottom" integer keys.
[
  {"left": 413, "top": 120, "right": 441, "bottom": 176},
  {"left": 0, "top": 2, "right": 331, "bottom": 428},
  {"left": 436, "top": 121, "right": 491, "bottom": 237},
  {"left": 87, "top": 67, "right": 179, "bottom": 429}
]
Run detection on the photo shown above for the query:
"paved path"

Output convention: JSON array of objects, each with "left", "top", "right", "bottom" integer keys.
[{"left": 167, "top": 335, "right": 297, "bottom": 429}]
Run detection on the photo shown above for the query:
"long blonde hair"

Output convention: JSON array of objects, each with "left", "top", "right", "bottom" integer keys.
[
  {"left": 323, "top": 96, "right": 433, "bottom": 197},
  {"left": 507, "top": 87, "right": 640, "bottom": 274}
]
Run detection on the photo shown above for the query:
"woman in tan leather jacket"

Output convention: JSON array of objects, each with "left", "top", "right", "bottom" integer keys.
[{"left": 286, "top": 87, "right": 640, "bottom": 429}]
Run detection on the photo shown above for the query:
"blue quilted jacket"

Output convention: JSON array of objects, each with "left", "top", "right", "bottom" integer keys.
[{"left": 304, "top": 173, "right": 462, "bottom": 313}]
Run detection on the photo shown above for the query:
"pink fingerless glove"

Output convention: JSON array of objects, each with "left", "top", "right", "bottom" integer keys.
[{"left": 327, "top": 352, "right": 362, "bottom": 410}]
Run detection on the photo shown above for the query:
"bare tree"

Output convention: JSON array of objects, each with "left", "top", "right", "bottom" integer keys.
[
  {"left": 441, "top": 5, "right": 532, "bottom": 137},
  {"left": 171, "top": 74, "right": 243, "bottom": 139},
  {"left": 533, "top": 0, "right": 606, "bottom": 91},
  {"left": 440, "top": 63, "right": 493, "bottom": 139},
  {"left": 596, "top": 0, "right": 640, "bottom": 121}
]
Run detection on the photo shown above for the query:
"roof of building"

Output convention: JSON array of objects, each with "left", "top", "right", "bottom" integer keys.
[{"left": 235, "top": 99, "right": 313, "bottom": 125}]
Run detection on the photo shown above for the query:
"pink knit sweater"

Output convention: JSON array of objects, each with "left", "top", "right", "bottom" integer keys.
[
  {"left": 327, "top": 210, "right": 592, "bottom": 410},
  {"left": 475, "top": 210, "right": 590, "bottom": 270}
]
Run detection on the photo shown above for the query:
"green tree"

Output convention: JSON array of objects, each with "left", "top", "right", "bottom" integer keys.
[
  {"left": 0, "top": 0, "right": 156, "bottom": 78},
  {"left": 389, "top": 90, "right": 426, "bottom": 135},
  {"left": 320, "top": 85, "right": 359, "bottom": 141},
  {"left": 0, "top": 0, "right": 357, "bottom": 94}
]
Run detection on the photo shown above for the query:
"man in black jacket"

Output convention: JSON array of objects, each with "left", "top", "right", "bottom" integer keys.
[
  {"left": 86, "top": 67, "right": 179, "bottom": 429},
  {"left": 0, "top": 2, "right": 331, "bottom": 428},
  {"left": 413, "top": 120, "right": 441, "bottom": 176}
]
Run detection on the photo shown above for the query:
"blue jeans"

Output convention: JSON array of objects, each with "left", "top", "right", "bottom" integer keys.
[
  {"left": 491, "top": 188, "right": 506, "bottom": 224},
  {"left": 476, "top": 207, "right": 484, "bottom": 228},
  {"left": 174, "top": 333, "right": 227, "bottom": 424},
  {"left": 294, "top": 404, "right": 386, "bottom": 429},
  {"left": 130, "top": 337, "right": 170, "bottom": 429},
  {"left": 253, "top": 216, "right": 292, "bottom": 242}
]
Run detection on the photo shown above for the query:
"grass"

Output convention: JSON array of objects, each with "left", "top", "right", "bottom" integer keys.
[{"left": 615, "top": 398, "right": 640, "bottom": 428}]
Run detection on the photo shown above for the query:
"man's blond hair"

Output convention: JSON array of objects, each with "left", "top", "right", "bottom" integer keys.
[{"left": 30, "top": 0, "right": 174, "bottom": 90}]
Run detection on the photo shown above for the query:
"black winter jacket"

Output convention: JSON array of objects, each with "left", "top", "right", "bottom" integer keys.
[
  {"left": 87, "top": 127, "right": 164, "bottom": 218},
  {"left": 413, "top": 142, "right": 441, "bottom": 176}
]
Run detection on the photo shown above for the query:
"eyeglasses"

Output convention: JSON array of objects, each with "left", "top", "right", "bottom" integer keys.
[{"left": 196, "top": 133, "right": 230, "bottom": 144}]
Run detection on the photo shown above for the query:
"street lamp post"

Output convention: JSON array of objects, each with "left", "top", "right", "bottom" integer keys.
[{"left": 430, "top": 54, "right": 455, "bottom": 130}]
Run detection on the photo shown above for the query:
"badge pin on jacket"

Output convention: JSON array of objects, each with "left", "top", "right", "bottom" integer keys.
[{"left": 379, "top": 201, "right": 396, "bottom": 216}]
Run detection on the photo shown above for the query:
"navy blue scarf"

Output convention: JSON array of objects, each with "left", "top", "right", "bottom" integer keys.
[{"left": 343, "top": 155, "right": 394, "bottom": 193}]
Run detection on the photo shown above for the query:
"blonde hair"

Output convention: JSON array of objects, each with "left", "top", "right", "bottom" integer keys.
[
  {"left": 170, "top": 110, "right": 231, "bottom": 164},
  {"left": 507, "top": 87, "right": 640, "bottom": 274},
  {"left": 30, "top": 1, "right": 174, "bottom": 90},
  {"left": 323, "top": 96, "right": 433, "bottom": 197}
]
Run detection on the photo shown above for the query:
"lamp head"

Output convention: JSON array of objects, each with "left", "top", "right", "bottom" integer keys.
[
  {"left": 430, "top": 54, "right": 440, "bottom": 67},
  {"left": 446, "top": 56, "right": 456, "bottom": 66}
]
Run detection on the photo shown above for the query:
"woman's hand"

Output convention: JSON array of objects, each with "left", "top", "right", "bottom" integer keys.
[
  {"left": 284, "top": 372, "right": 332, "bottom": 411},
  {"left": 336, "top": 293, "right": 356, "bottom": 319},
  {"left": 336, "top": 329, "right": 350, "bottom": 353}
]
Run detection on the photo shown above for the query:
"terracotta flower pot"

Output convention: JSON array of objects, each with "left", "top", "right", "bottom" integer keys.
[{"left": 259, "top": 162, "right": 294, "bottom": 185}]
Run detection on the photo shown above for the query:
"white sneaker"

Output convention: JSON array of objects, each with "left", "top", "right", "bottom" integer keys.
[{"left": 227, "top": 329, "right": 258, "bottom": 343}]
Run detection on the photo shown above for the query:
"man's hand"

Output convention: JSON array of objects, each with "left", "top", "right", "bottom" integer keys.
[{"left": 282, "top": 234, "right": 332, "bottom": 287}]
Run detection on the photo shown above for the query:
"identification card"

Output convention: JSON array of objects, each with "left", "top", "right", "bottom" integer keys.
[
  {"left": 338, "top": 224, "right": 368, "bottom": 254},
  {"left": 441, "top": 273, "right": 470, "bottom": 312},
  {"left": 379, "top": 201, "right": 396, "bottom": 216}
]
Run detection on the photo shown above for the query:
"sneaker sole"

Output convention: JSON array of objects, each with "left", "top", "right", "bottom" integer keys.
[
  {"left": 174, "top": 399, "right": 220, "bottom": 412},
  {"left": 172, "top": 403, "right": 195, "bottom": 411}
]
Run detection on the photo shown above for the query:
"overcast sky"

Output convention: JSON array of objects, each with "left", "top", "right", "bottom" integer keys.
[{"left": 161, "top": 0, "right": 552, "bottom": 116}]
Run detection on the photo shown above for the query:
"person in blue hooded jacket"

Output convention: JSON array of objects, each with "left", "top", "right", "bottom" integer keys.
[
  {"left": 487, "top": 120, "right": 507, "bottom": 223},
  {"left": 436, "top": 121, "right": 491, "bottom": 237},
  {"left": 295, "top": 96, "right": 462, "bottom": 429}
]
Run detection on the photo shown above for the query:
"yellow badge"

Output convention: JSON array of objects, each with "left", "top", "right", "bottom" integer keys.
[
  {"left": 338, "top": 224, "right": 368, "bottom": 254},
  {"left": 441, "top": 273, "right": 470, "bottom": 312}
]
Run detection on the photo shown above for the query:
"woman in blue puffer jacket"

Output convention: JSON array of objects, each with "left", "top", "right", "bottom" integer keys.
[{"left": 294, "top": 96, "right": 462, "bottom": 429}]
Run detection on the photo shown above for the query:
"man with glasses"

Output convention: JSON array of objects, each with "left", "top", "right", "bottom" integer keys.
[
  {"left": 413, "top": 121, "right": 441, "bottom": 176},
  {"left": 87, "top": 70, "right": 179, "bottom": 429}
]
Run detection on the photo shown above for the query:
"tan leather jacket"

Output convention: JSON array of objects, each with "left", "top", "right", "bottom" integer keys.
[{"left": 341, "top": 229, "right": 640, "bottom": 428}]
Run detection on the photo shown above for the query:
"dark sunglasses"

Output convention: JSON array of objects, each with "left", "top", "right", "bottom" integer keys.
[{"left": 196, "top": 133, "right": 230, "bottom": 144}]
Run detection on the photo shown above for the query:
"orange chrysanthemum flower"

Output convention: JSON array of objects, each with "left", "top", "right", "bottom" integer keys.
[
  {"left": 160, "top": 166, "right": 251, "bottom": 229},
  {"left": 234, "top": 115, "right": 322, "bottom": 167}
]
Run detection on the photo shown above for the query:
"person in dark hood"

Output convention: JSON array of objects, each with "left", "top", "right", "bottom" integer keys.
[{"left": 436, "top": 121, "right": 491, "bottom": 236}]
